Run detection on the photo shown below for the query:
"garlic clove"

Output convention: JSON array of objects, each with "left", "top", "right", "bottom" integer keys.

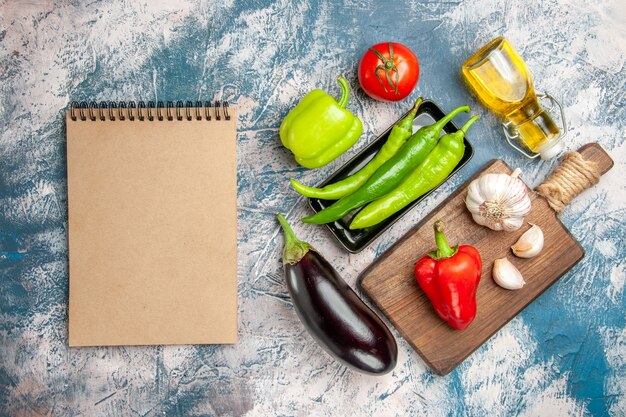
[
  {"left": 511, "top": 223, "right": 544, "bottom": 258},
  {"left": 502, "top": 216, "right": 525, "bottom": 232},
  {"left": 493, "top": 257, "right": 525, "bottom": 290}
]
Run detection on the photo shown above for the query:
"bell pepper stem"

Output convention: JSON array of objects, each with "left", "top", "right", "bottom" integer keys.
[
  {"left": 460, "top": 115, "right": 480, "bottom": 135},
  {"left": 429, "top": 220, "right": 458, "bottom": 260},
  {"left": 277, "top": 213, "right": 310, "bottom": 265},
  {"left": 336, "top": 76, "right": 350, "bottom": 108}
]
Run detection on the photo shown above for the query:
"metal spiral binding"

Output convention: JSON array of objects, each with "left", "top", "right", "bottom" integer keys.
[{"left": 69, "top": 100, "right": 230, "bottom": 121}]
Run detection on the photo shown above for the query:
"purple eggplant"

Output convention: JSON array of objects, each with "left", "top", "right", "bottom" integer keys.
[{"left": 277, "top": 214, "right": 397, "bottom": 375}]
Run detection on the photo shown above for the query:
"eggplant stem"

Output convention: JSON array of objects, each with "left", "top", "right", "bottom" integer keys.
[{"left": 277, "top": 213, "right": 310, "bottom": 265}]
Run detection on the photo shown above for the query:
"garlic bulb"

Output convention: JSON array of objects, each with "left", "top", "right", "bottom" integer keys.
[
  {"left": 465, "top": 168, "right": 532, "bottom": 232},
  {"left": 493, "top": 257, "right": 525, "bottom": 290},
  {"left": 512, "top": 224, "right": 544, "bottom": 258}
]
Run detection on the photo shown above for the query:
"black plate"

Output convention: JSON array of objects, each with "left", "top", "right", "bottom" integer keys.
[{"left": 307, "top": 100, "right": 474, "bottom": 253}]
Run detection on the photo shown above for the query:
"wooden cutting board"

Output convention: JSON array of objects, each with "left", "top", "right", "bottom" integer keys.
[{"left": 358, "top": 144, "right": 613, "bottom": 375}]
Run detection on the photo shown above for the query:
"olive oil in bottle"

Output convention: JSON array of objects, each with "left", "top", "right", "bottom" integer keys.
[{"left": 462, "top": 37, "right": 563, "bottom": 159}]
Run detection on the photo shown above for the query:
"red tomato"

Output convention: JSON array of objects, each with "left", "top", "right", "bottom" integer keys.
[{"left": 358, "top": 42, "right": 420, "bottom": 102}]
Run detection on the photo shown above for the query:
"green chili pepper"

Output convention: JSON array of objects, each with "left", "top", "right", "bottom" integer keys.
[
  {"left": 290, "top": 98, "right": 423, "bottom": 200},
  {"left": 350, "top": 116, "right": 479, "bottom": 229},
  {"left": 301, "top": 105, "right": 470, "bottom": 224},
  {"left": 280, "top": 76, "right": 363, "bottom": 169}
]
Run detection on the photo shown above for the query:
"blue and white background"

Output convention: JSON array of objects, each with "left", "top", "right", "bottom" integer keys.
[{"left": 1, "top": 1, "right": 624, "bottom": 416}]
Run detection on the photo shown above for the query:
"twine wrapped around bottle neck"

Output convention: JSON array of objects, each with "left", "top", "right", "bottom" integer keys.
[{"left": 536, "top": 152, "right": 600, "bottom": 213}]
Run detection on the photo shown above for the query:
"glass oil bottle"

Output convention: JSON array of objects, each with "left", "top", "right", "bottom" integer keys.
[{"left": 462, "top": 37, "right": 566, "bottom": 159}]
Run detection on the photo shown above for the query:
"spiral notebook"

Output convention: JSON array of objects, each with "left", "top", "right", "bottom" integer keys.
[{"left": 66, "top": 101, "right": 237, "bottom": 346}]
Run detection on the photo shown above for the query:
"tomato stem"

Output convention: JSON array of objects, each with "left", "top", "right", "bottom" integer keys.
[{"left": 369, "top": 43, "right": 400, "bottom": 95}]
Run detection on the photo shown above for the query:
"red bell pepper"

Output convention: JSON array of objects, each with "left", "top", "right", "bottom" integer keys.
[{"left": 414, "top": 220, "right": 482, "bottom": 330}]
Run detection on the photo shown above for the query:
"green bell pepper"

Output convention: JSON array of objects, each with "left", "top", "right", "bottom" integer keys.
[
  {"left": 289, "top": 98, "right": 423, "bottom": 200},
  {"left": 280, "top": 76, "right": 363, "bottom": 169}
]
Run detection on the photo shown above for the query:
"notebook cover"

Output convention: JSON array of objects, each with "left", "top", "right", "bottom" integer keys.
[{"left": 66, "top": 108, "right": 237, "bottom": 346}]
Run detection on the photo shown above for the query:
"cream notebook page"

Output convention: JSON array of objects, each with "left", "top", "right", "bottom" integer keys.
[{"left": 66, "top": 104, "right": 237, "bottom": 346}]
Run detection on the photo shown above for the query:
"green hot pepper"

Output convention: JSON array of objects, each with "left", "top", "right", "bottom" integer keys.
[
  {"left": 290, "top": 98, "right": 423, "bottom": 200},
  {"left": 280, "top": 76, "right": 363, "bottom": 169},
  {"left": 301, "top": 105, "right": 470, "bottom": 225},
  {"left": 350, "top": 116, "right": 479, "bottom": 229}
]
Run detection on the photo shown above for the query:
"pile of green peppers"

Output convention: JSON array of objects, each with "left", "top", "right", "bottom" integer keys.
[{"left": 290, "top": 100, "right": 479, "bottom": 229}]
